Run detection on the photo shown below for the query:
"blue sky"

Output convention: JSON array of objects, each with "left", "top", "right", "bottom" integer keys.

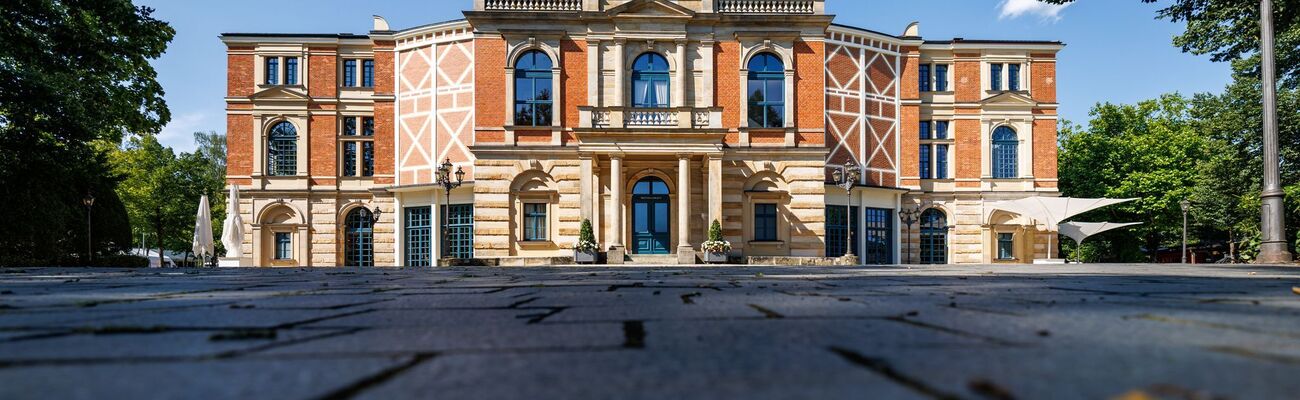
[{"left": 137, "top": 0, "right": 1233, "bottom": 152}]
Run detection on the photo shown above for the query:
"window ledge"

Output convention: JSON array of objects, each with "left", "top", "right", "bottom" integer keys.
[
  {"left": 748, "top": 240, "right": 785, "bottom": 247},
  {"left": 518, "top": 240, "right": 556, "bottom": 249}
]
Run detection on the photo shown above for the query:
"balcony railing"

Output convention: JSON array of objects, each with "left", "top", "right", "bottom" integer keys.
[
  {"left": 483, "top": 0, "right": 582, "bottom": 11},
  {"left": 716, "top": 0, "right": 816, "bottom": 14},
  {"left": 579, "top": 107, "right": 722, "bottom": 130}
]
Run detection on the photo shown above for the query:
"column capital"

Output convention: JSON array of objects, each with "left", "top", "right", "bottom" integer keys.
[
  {"left": 607, "top": 152, "right": 625, "bottom": 160},
  {"left": 676, "top": 153, "right": 693, "bottom": 160}
]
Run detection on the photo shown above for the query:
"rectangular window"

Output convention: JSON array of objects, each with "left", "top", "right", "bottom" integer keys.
[
  {"left": 342, "top": 142, "right": 357, "bottom": 177},
  {"left": 285, "top": 57, "right": 298, "bottom": 85},
  {"left": 991, "top": 63, "right": 1003, "bottom": 91},
  {"left": 919, "top": 121, "right": 931, "bottom": 140},
  {"left": 361, "top": 141, "right": 374, "bottom": 177},
  {"left": 825, "top": 205, "right": 858, "bottom": 258},
  {"left": 1009, "top": 64, "right": 1021, "bottom": 91},
  {"left": 935, "top": 121, "right": 949, "bottom": 140},
  {"left": 362, "top": 117, "right": 374, "bottom": 136},
  {"left": 443, "top": 204, "right": 474, "bottom": 259},
  {"left": 404, "top": 207, "right": 431, "bottom": 267},
  {"left": 862, "top": 208, "right": 892, "bottom": 264},
  {"left": 274, "top": 232, "right": 291, "bottom": 260},
  {"left": 935, "top": 64, "right": 949, "bottom": 92},
  {"left": 919, "top": 64, "right": 931, "bottom": 92},
  {"left": 919, "top": 145, "right": 932, "bottom": 179},
  {"left": 523, "top": 203, "right": 548, "bottom": 241},
  {"left": 754, "top": 203, "right": 778, "bottom": 241},
  {"left": 343, "top": 117, "right": 357, "bottom": 136},
  {"left": 362, "top": 59, "right": 375, "bottom": 87},
  {"left": 998, "top": 233, "right": 1015, "bottom": 260},
  {"left": 935, "top": 144, "right": 949, "bottom": 180},
  {"left": 265, "top": 57, "right": 279, "bottom": 85},
  {"left": 343, "top": 59, "right": 357, "bottom": 87}
]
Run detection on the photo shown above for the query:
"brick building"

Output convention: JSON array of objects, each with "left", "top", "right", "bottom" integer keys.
[{"left": 221, "top": 0, "right": 1063, "bottom": 267}]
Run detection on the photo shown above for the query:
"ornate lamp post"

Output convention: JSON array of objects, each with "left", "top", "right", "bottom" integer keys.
[
  {"left": 1257, "top": 0, "right": 1294, "bottom": 264},
  {"left": 82, "top": 193, "right": 95, "bottom": 265},
  {"left": 899, "top": 207, "right": 921, "bottom": 265},
  {"left": 833, "top": 162, "right": 861, "bottom": 262},
  {"left": 1180, "top": 199, "right": 1191, "bottom": 264},
  {"left": 436, "top": 158, "right": 465, "bottom": 265}
]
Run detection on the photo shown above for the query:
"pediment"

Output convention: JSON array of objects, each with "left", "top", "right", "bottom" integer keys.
[
  {"left": 606, "top": 0, "right": 695, "bottom": 19},
  {"left": 980, "top": 91, "right": 1038, "bottom": 107},
  {"left": 250, "top": 86, "right": 309, "bottom": 101}
]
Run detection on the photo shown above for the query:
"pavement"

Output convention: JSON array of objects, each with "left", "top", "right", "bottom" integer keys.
[{"left": 0, "top": 264, "right": 1297, "bottom": 400}]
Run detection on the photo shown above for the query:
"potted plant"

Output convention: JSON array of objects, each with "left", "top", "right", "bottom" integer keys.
[
  {"left": 574, "top": 219, "right": 599, "bottom": 264},
  {"left": 701, "top": 219, "right": 731, "bottom": 264}
]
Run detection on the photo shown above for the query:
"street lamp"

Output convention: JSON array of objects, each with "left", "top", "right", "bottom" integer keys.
[
  {"left": 1180, "top": 199, "right": 1191, "bottom": 264},
  {"left": 899, "top": 206, "right": 921, "bottom": 265},
  {"left": 833, "top": 162, "right": 861, "bottom": 262},
  {"left": 1257, "top": 0, "right": 1294, "bottom": 264},
  {"left": 82, "top": 193, "right": 95, "bottom": 265},
  {"left": 436, "top": 158, "right": 465, "bottom": 265}
]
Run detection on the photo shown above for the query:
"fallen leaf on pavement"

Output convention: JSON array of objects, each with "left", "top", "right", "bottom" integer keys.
[{"left": 1292, "top": 287, "right": 1299, "bottom": 295}]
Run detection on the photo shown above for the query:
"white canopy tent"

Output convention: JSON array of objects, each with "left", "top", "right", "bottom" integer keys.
[
  {"left": 192, "top": 194, "right": 215, "bottom": 266},
  {"left": 990, "top": 197, "right": 1137, "bottom": 260},
  {"left": 1058, "top": 222, "right": 1143, "bottom": 260},
  {"left": 220, "top": 185, "right": 246, "bottom": 267}
]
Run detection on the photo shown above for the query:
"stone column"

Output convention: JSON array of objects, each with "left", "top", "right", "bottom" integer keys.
[
  {"left": 674, "top": 39, "right": 687, "bottom": 108},
  {"left": 677, "top": 154, "right": 695, "bottom": 264},
  {"left": 707, "top": 154, "right": 722, "bottom": 236},
  {"left": 580, "top": 154, "right": 594, "bottom": 223},
  {"left": 608, "top": 155, "right": 625, "bottom": 264},
  {"left": 613, "top": 39, "right": 625, "bottom": 107}
]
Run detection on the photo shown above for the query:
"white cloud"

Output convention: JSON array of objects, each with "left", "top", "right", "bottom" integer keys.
[
  {"left": 157, "top": 112, "right": 209, "bottom": 152},
  {"left": 998, "top": 0, "right": 1071, "bottom": 22}
]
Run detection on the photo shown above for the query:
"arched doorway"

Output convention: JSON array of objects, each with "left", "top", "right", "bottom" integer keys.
[
  {"left": 920, "top": 209, "right": 948, "bottom": 264},
  {"left": 631, "top": 177, "right": 671, "bottom": 254},
  {"left": 344, "top": 207, "right": 374, "bottom": 267}
]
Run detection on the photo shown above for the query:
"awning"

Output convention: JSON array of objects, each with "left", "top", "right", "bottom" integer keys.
[
  {"left": 990, "top": 197, "right": 1137, "bottom": 233},
  {"left": 1059, "top": 222, "right": 1143, "bottom": 245}
]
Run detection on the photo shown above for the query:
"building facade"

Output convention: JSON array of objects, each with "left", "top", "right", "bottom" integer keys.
[{"left": 221, "top": 0, "right": 1062, "bottom": 267}]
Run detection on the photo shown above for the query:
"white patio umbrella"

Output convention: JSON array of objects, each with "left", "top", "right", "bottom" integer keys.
[
  {"left": 1059, "top": 222, "right": 1143, "bottom": 261},
  {"left": 192, "top": 194, "right": 215, "bottom": 267},
  {"left": 990, "top": 197, "right": 1137, "bottom": 259},
  {"left": 221, "top": 185, "right": 246, "bottom": 260}
]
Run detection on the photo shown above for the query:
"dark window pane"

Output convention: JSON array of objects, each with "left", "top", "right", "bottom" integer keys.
[
  {"left": 343, "top": 60, "right": 356, "bottom": 87},
  {"left": 361, "top": 141, "right": 374, "bottom": 177},
  {"left": 343, "top": 117, "right": 357, "bottom": 136},
  {"left": 362, "top": 59, "right": 375, "bottom": 87},
  {"left": 285, "top": 57, "right": 298, "bottom": 85},
  {"left": 404, "top": 207, "right": 432, "bottom": 267},
  {"left": 343, "top": 142, "right": 357, "bottom": 177},
  {"left": 362, "top": 117, "right": 374, "bottom": 136},
  {"left": 344, "top": 208, "right": 374, "bottom": 267},
  {"left": 266, "top": 57, "right": 278, "bottom": 85}
]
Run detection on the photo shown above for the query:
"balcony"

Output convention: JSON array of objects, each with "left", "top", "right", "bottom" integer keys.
[
  {"left": 716, "top": 0, "right": 817, "bottom": 14},
  {"left": 482, "top": 0, "right": 582, "bottom": 12},
  {"left": 579, "top": 107, "right": 722, "bottom": 130}
]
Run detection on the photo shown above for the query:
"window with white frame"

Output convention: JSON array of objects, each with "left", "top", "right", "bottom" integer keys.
[
  {"left": 266, "top": 121, "right": 297, "bottom": 176},
  {"left": 919, "top": 63, "right": 950, "bottom": 93},
  {"left": 919, "top": 120, "right": 952, "bottom": 180},
  {"left": 990, "top": 63, "right": 1024, "bottom": 92},
  {"left": 341, "top": 58, "right": 374, "bottom": 88},
  {"left": 263, "top": 56, "right": 300, "bottom": 85},
  {"left": 340, "top": 116, "right": 375, "bottom": 177},
  {"left": 992, "top": 126, "right": 1019, "bottom": 179}
]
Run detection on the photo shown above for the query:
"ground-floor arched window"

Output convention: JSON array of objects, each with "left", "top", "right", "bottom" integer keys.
[
  {"left": 344, "top": 207, "right": 374, "bottom": 267},
  {"left": 920, "top": 209, "right": 948, "bottom": 264}
]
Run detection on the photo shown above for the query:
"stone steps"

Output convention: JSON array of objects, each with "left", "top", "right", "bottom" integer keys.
[{"left": 624, "top": 254, "right": 678, "bottom": 265}]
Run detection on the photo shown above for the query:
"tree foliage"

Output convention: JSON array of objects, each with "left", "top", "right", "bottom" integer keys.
[
  {"left": 110, "top": 133, "right": 226, "bottom": 263},
  {"left": 0, "top": 0, "right": 174, "bottom": 265},
  {"left": 1041, "top": 0, "right": 1299, "bottom": 88}
]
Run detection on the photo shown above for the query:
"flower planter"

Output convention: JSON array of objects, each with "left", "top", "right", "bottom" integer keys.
[
  {"left": 702, "top": 251, "right": 728, "bottom": 264},
  {"left": 574, "top": 249, "right": 598, "bottom": 264}
]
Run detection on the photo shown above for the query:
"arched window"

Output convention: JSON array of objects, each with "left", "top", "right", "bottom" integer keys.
[
  {"left": 514, "top": 50, "right": 553, "bottom": 126},
  {"left": 344, "top": 207, "right": 374, "bottom": 267},
  {"left": 920, "top": 209, "right": 947, "bottom": 264},
  {"left": 747, "top": 53, "right": 785, "bottom": 128},
  {"left": 631, "top": 53, "right": 670, "bottom": 108},
  {"left": 992, "top": 126, "right": 1019, "bottom": 179},
  {"left": 267, "top": 121, "right": 297, "bottom": 176},
  {"left": 633, "top": 177, "right": 670, "bottom": 195}
]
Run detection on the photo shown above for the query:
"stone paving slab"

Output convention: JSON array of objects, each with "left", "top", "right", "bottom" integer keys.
[{"left": 0, "top": 264, "right": 1297, "bottom": 399}]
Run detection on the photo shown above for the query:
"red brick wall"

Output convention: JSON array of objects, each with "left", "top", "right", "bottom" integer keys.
[
  {"left": 308, "top": 48, "right": 337, "bottom": 98},
  {"left": 561, "top": 39, "right": 586, "bottom": 130},
  {"left": 954, "top": 110, "right": 982, "bottom": 187},
  {"left": 475, "top": 38, "right": 506, "bottom": 133},
  {"left": 1033, "top": 116, "right": 1058, "bottom": 186},
  {"left": 1031, "top": 56, "right": 1057, "bottom": 104},
  {"left": 899, "top": 105, "right": 919, "bottom": 186},
  {"left": 309, "top": 115, "right": 337, "bottom": 186},
  {"left": 794, "top": 40, "right": 824, "bottom": 132},
  {"left": 226, "top": 114, "right": 252, "bottom": 185},
  {"left": 900, "top": 48, "right": 919, "bottom": 100},
  {"left": 716, "top": 41, "right": 740, "bottom": 129},
  {"left": 954, "top": 55, "right": 982, "bottom": 103},
  {"left": 374, "top": 101, "right": 395, "bottom": 184},
  {"left": 373, "top": 41, "right": 395, "bottom": 96},
  {"left": 227, "top": 48, "right": 254, "bottom": 97}
]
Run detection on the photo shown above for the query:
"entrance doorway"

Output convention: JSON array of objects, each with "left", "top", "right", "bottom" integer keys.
[{"left": 632, "top": 177, "right": 671, "bottom": 254}]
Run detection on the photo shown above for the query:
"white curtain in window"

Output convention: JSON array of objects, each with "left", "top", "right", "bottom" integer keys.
[
  {"left": 653, "top": 80, "right": 668, "bottom": 107},
  {"left": 633, "top": 80, "right": 648, "bottom": 106}
]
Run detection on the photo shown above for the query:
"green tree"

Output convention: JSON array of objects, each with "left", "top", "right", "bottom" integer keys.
[
  {"left": 0, "top": 1, "right": 173, "bottom": 265},
  {"left": 1058, "top": 94, "right": 1211, "bottom": 261},
  {"left": 111, "top": 134, "right": 225, "bottom": 265},
  {"left": 1040, "top": 0, "right": 1298, "bottom": 88}
]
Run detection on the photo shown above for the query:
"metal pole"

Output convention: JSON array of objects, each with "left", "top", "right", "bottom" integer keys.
[
  {"left": 1258, "top": 0, "right": 1294, "bottom": 264},
  {"left": 1182, "top": 209, "right": 1188, "bottom": 264},
  {"left": 85, "top": 205, "right": 92, "bottom": 265}
]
